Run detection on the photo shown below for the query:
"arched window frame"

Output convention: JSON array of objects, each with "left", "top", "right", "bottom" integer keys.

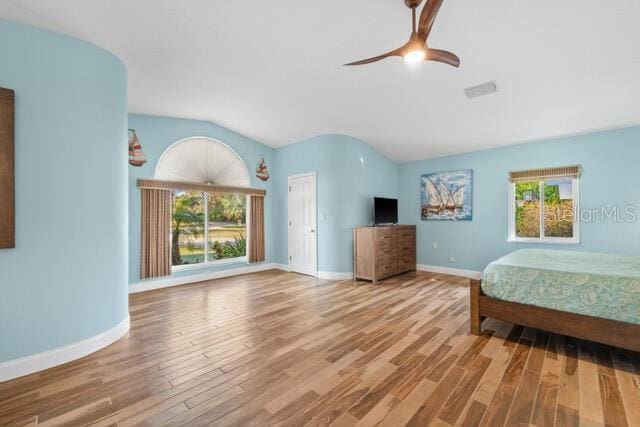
[
  {"left": 155, "top": 137, "right": 252, "bottom": 270},
  {"left": 155, "top": 136, "right": 251, "bottom": 186}
]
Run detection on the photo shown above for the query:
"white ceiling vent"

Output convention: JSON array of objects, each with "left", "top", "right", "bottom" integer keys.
[{"left": 464, "top": 81, "right": 498, "bottom": 99}]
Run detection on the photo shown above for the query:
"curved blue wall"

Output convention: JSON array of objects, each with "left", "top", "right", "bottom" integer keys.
[{"left": 0, "top": 20, "right": 129, "bottom": 363}]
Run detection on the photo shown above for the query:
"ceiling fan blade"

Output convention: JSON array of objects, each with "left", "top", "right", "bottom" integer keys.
[
  {"left": 426, "top": 48, "right": 460, "bottom": 67},
  {"left": 418, "top": 0, "right": 444, "bottom": 41},
  {"left": 343, "top": 48, "right": 403, "bottom": 66}
]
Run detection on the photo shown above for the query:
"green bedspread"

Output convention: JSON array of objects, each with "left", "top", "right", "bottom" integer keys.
[{"left": 482, "top": 249, "right": 640, "bottom": 325}]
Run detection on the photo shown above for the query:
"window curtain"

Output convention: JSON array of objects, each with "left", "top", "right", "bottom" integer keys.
[
  {"left": 248, "top": 195, "right": 265, "bottom": 263},
  {"left": 140, "top": 188, "right": 172, "bottom": 279}
]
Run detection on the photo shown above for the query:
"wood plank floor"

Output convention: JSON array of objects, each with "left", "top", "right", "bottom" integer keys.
[{"left": 1, "top": 270, "right": 639, "bottom": 426}]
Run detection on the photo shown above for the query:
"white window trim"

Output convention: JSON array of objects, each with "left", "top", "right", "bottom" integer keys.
[
  {"left": 172, "top": 256, "right": 248, "bottom": 272},
  {"left": 171, "top": 193, "right": 249, "bottom": 271},
  {"left": 508, "top": 177, "right": 580, "bottom": 244}
]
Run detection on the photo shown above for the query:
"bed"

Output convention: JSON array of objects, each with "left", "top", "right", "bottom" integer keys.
[{"left": 470, "top": 249, "right": 640, "bottom": 352}]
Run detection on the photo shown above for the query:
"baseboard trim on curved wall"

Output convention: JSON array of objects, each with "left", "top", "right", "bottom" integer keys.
[
  {"left": 130, "top": 263, "right": 285, "bottom": 294},
  {"left": 317, "top": 271, "right": 353, "bottom": 280},
  {"left": 417, "top": 264, "right": 481, "bottom": 278},
  {"left": 130, "top": 264, "right": 355, "bottom": 294},
  {"left": 0, "top": 315, "right": 130, "bottom": 383}
]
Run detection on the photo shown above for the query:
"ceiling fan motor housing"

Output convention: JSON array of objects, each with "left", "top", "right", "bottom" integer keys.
[{"left": 404, "top": 0, "right": 423, "bottom": 8}]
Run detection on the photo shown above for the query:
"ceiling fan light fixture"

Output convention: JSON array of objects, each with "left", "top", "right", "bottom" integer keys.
[
  {"left": 344, "top": 0, "right": 459, "bottom": 69},
  {"left": 404, "top": 49, "right": 426, "bottom": 64}
]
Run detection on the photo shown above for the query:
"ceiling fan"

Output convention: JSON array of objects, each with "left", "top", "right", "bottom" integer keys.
[{"left": 344, "top": 0, "right": 460, "bottom": 68}]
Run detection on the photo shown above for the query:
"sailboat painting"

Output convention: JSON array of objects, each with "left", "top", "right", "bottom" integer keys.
[{"left": 421, "top": 170, "right": 473, "bottom": 221}]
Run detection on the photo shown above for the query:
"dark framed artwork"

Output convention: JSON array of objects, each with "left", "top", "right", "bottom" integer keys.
[{"left": 0, "top": 87, "right": 15, "bottom": 248}]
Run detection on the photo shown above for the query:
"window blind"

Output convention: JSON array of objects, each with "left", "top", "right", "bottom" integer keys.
[{"left": 509, "top": 165, "right": 581, "bottom": 182}]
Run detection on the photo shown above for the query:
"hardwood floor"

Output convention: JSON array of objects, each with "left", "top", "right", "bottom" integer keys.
[{"left": 1, "top": 270, "right": 639, "bottom": 426}]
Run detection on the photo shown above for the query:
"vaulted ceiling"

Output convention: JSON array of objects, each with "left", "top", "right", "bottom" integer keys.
[{"left": 1, "top": 0, "right": 639, "bottom": 162}]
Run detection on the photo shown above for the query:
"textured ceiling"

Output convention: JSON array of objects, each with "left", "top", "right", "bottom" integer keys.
[{"left": 2, "top": 0, "right": 639, "bottom": 162}]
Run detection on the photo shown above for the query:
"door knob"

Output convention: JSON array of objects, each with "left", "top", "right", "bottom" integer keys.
[{"left": 310, "top": 229, "right": 315, "bottom": 233}]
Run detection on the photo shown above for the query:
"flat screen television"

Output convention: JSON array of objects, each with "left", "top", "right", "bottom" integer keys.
[{"left": 374, "top": 197, "right": 398, "bottom": 225}]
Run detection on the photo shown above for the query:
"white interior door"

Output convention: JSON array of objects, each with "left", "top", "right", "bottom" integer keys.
[{"left": 288, "top": 173, "right": 317, "bottom": 276}]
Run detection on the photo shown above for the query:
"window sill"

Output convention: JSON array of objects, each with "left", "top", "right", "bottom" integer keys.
[
  {"left": 508, "top": 237, "right": 581, "bottom": 245},
  {"left": 172, "top": 257, "right": 248, "bottom": 272}
]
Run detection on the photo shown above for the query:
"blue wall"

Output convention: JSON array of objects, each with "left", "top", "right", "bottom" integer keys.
[
  {"left": 274, "top": 135, "right": 399, "bottom": 273},
  {"left": 0, "top": 21, "right": 128, "bottom": 362},
  {"left": 127, "top": 114, "right": 276, "bottom": 283},
  {"left": 399, "top": 126, "right": 640, "bottom": 272}
]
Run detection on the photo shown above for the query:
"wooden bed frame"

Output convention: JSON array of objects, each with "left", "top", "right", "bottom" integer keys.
[{"left": 470, "top": 275, "right": 640, "bottom": 352}]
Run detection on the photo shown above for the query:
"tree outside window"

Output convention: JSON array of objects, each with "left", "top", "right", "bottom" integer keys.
[{"left": 171, "top": 191, "right": 247, "bottom": 267}]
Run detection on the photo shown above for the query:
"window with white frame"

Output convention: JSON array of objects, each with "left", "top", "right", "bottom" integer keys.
[
  {"left": 171, "top": 191, "right": 247, "bottom": 267},
  {"left": 508, "top": 166, "right": 580, "bottom": 244}
]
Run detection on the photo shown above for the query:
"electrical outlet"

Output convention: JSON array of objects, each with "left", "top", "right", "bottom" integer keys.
[{"left": 433, "top": 242, "right": 438, "bottom": 249}]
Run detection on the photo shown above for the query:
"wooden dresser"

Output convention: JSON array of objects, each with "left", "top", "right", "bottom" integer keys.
[{"left": 353, "top": 225, "right": 416, "bottom": 283}]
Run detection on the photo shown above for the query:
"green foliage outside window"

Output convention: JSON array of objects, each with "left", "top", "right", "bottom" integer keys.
[
  {"left": 208, "top": 193, "right": 246, "bottom": 225},
  {"left": 514, "top": 180, "right": 573, "bottom": 239},
  {"left": 171, "top": 192, "right": 204, "bottom": 266},
  {"left": 172, "top": 192, "right": 247, "bottom": 266},
  {"left": 210, "top": 235, "right": 247, "bottom": 260}
]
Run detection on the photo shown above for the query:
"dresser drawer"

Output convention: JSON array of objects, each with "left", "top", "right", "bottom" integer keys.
[
  {"left": 398, "top": 244, "right": 415, "bottom": 258},
  {"left": 397, "top": 229, "right": 415, "bottom": 247},
  {"left": 375, "top": 229, "right": 396, "bottom": 244},
  {"left": 377, "top": 260, "right": 398, "bottom": 278},
  {"left": 376, "top": 246, "right": 397, "bottom": 260},
  {"left": 397, "top": 237, "right": 415, "bottom": 250},
  {"left": 376, "top": 242, "right": 398, "bottom": 254},
  {"left": 397, "top": 228, "right": 415, "bottom": 240},
  {"left": 397, "top": 256, "right": 415, "bottom": 272}
]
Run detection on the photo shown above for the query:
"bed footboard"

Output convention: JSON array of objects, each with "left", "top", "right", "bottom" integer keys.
[
  {"left": 468, "top": 274, "right": 640, "bottom": 352},
  {"left": 469, "top": 274, "right": 483, "bottom": 335}
]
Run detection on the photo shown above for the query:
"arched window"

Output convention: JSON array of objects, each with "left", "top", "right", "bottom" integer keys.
[
  {"left": 156, "top": 137, "right": 250, "bottom": 269},
  {"left": 155, "top": 137, "right": 250, "bottom": 186}
]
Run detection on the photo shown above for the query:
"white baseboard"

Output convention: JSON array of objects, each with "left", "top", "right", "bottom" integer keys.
[
  {"left": 272, "top": 263, "right": 352, "bottom": 281},
  {"left": 129, "top": 262, "right": 357, "bottom": 295},
  {"left": 273, "top": 263, "right": 290, "bottom": 272},
  {"left": 130, "top": 262, "right": 285, "bottom": 294},
  {"left": 0, "top": 315, "right": 130, "bottom": 383},
  {"left": 317, "top": 271, "right": 353, "bottom": 280},
  {"left": 417, "top": 264, "right": 481, "bottom": 278}
]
